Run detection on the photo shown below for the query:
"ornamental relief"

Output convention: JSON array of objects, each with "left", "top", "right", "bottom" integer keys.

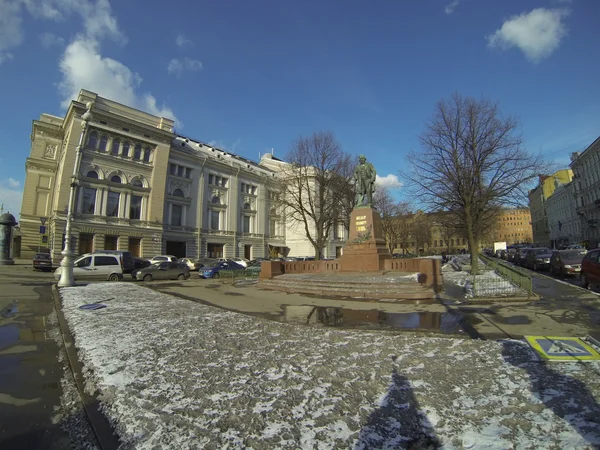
[{"left": 44, "top": 144, "right": 58, "bottom": 159}]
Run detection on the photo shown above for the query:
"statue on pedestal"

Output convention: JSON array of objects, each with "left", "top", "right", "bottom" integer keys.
[{"left": 353, "top": 154, "right": 376, "bottom": 207}]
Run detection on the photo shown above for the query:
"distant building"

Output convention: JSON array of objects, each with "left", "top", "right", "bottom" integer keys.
[
  {"left": 546, "top": 180, "right": 580, "bottom": 248},
  {"left": 528, "top": 169, "right": 573, "bottom": 247},
  {"left": 570, "top": 137, "right": 600, "bottom": 248},
  {"left": 492, "top": 207, "right": 533, "bottom": 245}
]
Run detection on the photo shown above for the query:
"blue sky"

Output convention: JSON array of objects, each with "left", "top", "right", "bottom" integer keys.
[{"left": 0, "top": 0, "right": 598, "bottom": 217}]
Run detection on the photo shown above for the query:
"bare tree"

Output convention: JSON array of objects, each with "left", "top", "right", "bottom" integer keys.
[
  {"left": 373, "top": 187, "right": 411, "bottom": 253},
  {"left": 403, "top": 93, "right": 547, "bottom": 273},
  {"left": 280, "top": 131, "right": 353, "bottom": 259},
  {"left": 412, "top": 211, "right": 433, "bottom": 255}
]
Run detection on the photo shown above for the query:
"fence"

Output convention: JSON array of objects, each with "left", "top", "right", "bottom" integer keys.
[{"left": 479, "top": 254, "right": 533, "bottom": 296}]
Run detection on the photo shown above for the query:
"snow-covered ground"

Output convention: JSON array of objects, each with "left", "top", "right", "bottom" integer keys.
[{"left": 60, "top": 283, "right": 600, "bottom": 449}]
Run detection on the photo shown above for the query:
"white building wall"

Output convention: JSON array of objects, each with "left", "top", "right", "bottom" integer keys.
[{"left": 547, "top": 181, "right": 581, "bottom": 247}]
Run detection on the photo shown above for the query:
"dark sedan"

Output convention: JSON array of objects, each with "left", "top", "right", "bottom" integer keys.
[
  {"left": 525, "top": 247, "right": 553, "bottom": 271},
  {"left": 132, "top": 261, "right": 190, "bottom": 282},
  {"left": 33, "top": 253, "right": 53, "bottom": 272}
]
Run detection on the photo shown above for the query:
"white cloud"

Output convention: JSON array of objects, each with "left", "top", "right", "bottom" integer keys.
[
  {"left": 0, "top": 0, "right": 23, "bottom": 65},
  {"left": 40, "top": 32, "right": 65, "bottom": 48},
  {"left": 0, "top": 178, "right": 23, "bottom": 217},
  {"left": 175, "top": 34, "right": 192, "bottom": 48},
  {"left": 375, "top": 174, "right": 403, "bottom": 190},
  {"left": 445, "top": 0, "right": 459, "bottom": 14},
  {"left": 58, "top": 36, "right": 178, "bottom": 122},
  {"left": 207, "top": 138, "right": 241, "bottom": 153},
  {"left": 487, "top": 8, "right": 570, "bottom": 63},
  {"left": 167, "top": 57, "right": 203, "bottom": 77}
]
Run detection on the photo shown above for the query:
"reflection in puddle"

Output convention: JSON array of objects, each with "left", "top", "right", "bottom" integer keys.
[
  {"left": 0, "top": 324, "right": 20, "bottom": 350},
  {"left": 1, "top": 303, "right": 19, "bottom": 318},
  {"left": 270, "top": 306, "right": 465, "bottom": 334}
]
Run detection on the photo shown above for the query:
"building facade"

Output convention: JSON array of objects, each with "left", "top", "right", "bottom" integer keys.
[
  {"left": 528, "top": 169, "right": 573, "bottom": 247},
  {"left": 546, "top": 181, "right": 580, "bottom": 248},
  {"left": 20, "top": 90, "right": 337, "bottom": 261},
  {"left": 492, "top": 207, "right": 533, "bottom": 245},
  {"left": 570, "top": 137, "right": 600, "bottom": 248}
]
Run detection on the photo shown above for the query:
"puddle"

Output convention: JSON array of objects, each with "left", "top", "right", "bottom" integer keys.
[
  {"left": 1, "top": 303, "right": 19, "bottom": 318},
  {"left": 250, "top": 306, "right": 467, "bottom": 334},
  {"left": 224, "top": 292, "right": 245, "bottom": 296},
  {"left": 0, "top": 324, "right": 20, "bottom": 350}
]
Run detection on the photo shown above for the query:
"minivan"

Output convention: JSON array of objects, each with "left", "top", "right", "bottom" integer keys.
[
  {"left": 93, "top": 250, "right": 135, "bottom": 274},
  {"left": 54, "top": 253, "right": 123, "bottom": 282}
]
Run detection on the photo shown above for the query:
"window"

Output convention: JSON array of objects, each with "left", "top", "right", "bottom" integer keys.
[
  {"left": 82, "top": 188, "right": 96, "bottom": 214},
  {"left": 269, "top": 219, "right": 276, "bottom": 235},
  {"left": 75, "top": 256, "right": 92, "bottom": 268},
  {"left": 111, "top": 175, "right": 122, "bottom": 183},
  {"left": 88, "top": 130, "right": 98, "bottom": 148},
  {"left": 172, "top": 189, "right": 184, "bottom": 197},
  {"left": 86, "top": 170, "right": 98, "bottom": 179},
  {"left": 243, "top": 215, "right": 251, "bottom": 233},
  {"left": 208, "top": 174, "right": 214, "bottom": 185},
  {"left": 210, "top": 210, "right": 220, "bottom": 230},
  {"left": 177, "top": 166, "right": 184, "bottom": 177},
  {"left": 99, "top": 135, "right": 108, "bottom": 151},
  {"left": 185, "top": 167, "right": 191, "bottom": 178},
  {"left": 95, "top": 256, "right": 118, "bottom": 266},
  {"left": 104, "top": 236, "right": 118, "bottom": 251},
  {"left": 143, "top": 148, "right": 151, "bottom": 162},
  {"left": 133, "top": 144, "right": 142, "bottom": 160},
  {"left": 122, "top": 142, "right": 130, "bottom": 157},
  {"left": 170, "top": 164, "right": 177, "bottom": 175},
  {"left": 172, "top": 204, "right": 182, "bottom": 226},
  {"left": 132, "top": 179, "right": 143, "bottom": 188},
  {"left": 111, "top": 139, "right": 120, "bottom": 155},
  {"left": 107, "top": 192, "right": 120, "bottom": 217},
  {"left": 130, "top": 195, "right": 142, "bottom": 219}
]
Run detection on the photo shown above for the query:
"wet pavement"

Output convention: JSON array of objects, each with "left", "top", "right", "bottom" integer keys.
[{"left": 0, "top": 264, "right": 75, "bottom": 449}]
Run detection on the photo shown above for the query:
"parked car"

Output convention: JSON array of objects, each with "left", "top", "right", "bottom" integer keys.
[
  {"left": 132, "top": 261, "right": 190, "bottom": 281},
  {"left": 566, "top": 244, "right": 587, "bottom": 255},
  {"left": 549, "top": 250, "right": 583, "bottom": 277},
  {"left": 228, "top": 257, "right": 250, "bottom": 268},
  {"left": 33, "top": 253, "right": 53, "bottom": 272},
  {"left": 514, "top": 247, "right": 531, "bottom": 266},
  {"left": 580, "top": 249, "right": 600, "bottom": 289},
  {"left": 525, "top": 247, "right": 552, "bottom": 271},
  {"left": 505, "top": 248, "right": 517, "bottom": 262},
  {"left": 200, "top": 260, "right": 245, "bottom": 279},
  {"left": 54, "top": 253, "right": 123, "bottom": 281},
  {"left": 149, "top": 255, "right": 178, "bottom": 263},
  {"left": 133, "top": 257, "right": 151, "bottom": 270},
  {"left": 177, "top": 258, "right": 203, "bottom": 271},
  {"left": 92, "top": 250, "right": 135, "bottom": 274}
]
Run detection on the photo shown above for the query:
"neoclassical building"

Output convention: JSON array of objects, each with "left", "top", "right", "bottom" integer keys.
[{"left": 20, "top": 89, "right": 327, "bottom": 261}]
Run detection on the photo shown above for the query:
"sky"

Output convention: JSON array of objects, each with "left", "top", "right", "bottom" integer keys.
[{"left": 0, "top": 0, "right": 599, "bottom": 217}]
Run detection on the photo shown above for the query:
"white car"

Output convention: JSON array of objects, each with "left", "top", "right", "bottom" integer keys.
[
  {"left": 149, "top": 255, "right": 178, "bottom": 263},
  {"left": 228, "top": 257, "right": 250, "bottom": 268},
  {"left": 177, "top": 258, "right": 202, "bottom": 271},
  {"left": 54, "top": 253, "right": 123, "bottom": 282}
]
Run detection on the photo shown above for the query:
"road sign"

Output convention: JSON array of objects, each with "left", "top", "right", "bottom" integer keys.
[
  {"left": 39, "top": 225, "right": 46, "bottom": 235},
  {"left": 525, "top": 336, "right": 600, "bottom": 361},
  {"left": 40, "top": 217, "right": 47, "bottom": 225}
]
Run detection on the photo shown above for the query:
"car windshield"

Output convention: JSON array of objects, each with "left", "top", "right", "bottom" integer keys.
[
  {"left": 562, "top": 251, "right": 582, "bottom": 260},
  {"left": 206, "top": 262, "right": 221, "bottom": 268},
  {"left": 35, "top": 253, "right": 51, "bottom": 259},
  {"left": 534, "top": 248, "right": 550, "bottom": 255}
]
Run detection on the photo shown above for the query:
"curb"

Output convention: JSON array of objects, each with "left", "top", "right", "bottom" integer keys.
[{"left": 52, "top": 284, "right": 120, "bottom": 450}]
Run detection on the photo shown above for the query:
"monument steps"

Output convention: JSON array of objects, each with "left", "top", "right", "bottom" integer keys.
[{"left": 259, "top": 274, "right": 436, "bottom": 300}]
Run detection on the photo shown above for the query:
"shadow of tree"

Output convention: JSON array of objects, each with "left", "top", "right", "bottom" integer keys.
[
  {"left": 354, "top": 368, "right": 441, "bottom": 449},
  {"left": 501, "top": 340, "right": 600, "bottom": 447}
]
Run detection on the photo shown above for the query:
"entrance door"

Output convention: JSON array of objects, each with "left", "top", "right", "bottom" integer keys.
[
  {"left": 128, "top": 237, "right": 141, "bottom": 257},
  {"left": 105, "top": 235, "right": 118, "bottom": 250},
  {"left": 244, "top": 244, "right": 252, "bottom": 260},
  {"left": 166, "top": 241, "right": 187, "bottom": 258},
  {"left": 79, "top": 233, "right": 94, "bottom": 254},
  {"left": 207, "top": 243, "right": 224, "bottom": 258}
]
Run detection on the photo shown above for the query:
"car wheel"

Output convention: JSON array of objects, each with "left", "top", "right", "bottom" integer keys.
[
  {"left": 581, "top": 273, "right": 590, "bottom": 289},
  {"left": 143, "top": 274, "right": 153, "bottom": 282},
  {"left": 108, "top": 273, "right": 120, "bottom": 282},
  {"left": 177, "top": 274, "right": 186, "bottom": 280},
  {"left": 212, "top": 272, "right": 220, "bottom": 279}
]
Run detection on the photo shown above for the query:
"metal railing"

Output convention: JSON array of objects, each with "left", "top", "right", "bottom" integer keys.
[{"left": 479, "top": 254, "right": 533, "bottom": 295}]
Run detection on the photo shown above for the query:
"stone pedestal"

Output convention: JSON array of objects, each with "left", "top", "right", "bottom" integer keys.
[
  {"left": 0, "top": 213, "right": 17, "bottom": 265},
  {"left": 340, "top": 207, "right": 391, "bottom": 272}
]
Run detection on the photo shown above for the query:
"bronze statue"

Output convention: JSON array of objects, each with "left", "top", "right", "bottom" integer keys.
[{"left": 354, "top": 154, "right": 376, "bottom": 206}]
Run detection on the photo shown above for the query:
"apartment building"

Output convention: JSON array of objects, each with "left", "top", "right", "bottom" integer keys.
[
  {"left": 492, "top": 207, "right": 533, "bottom": 245},
  {"left": 570, "top": 137, "right": 600, "bottom": 248},
  {"left": 19, "top": 90, "right": 304, "bottom": 261},
  {"left": 527, "top": 169, "right": 573, "bottom": 247},
  {"left": 546, "top": 181, "right": 580, "bottom": 248}
]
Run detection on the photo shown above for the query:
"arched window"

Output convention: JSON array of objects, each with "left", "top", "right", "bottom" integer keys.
[
  {"left": 211, "top": 196, "right": 220, "bottom": 204},
  {"left": 133, "top": 144, "right": 142, "bottom": 160},
  {"left": 111, "top": 175, "right": 122, "bottom": 184},
  {"left": 143, "top": 147, "right": 151, "bottom": 162},
  {"left": 88, "top": 130, "right": 98, "bottom": 148},
  {"left": 111, "top": 139, "right": 120, "bottom": 155},
  {"left": 132, "top": 179, "right": 143, "bottom": 188},
  {"left": 122, "top": 141, "right": 130, "bottom": 158},
  {"left": 172, "top": 189, "right": 184, "bottom": 197},
  {"left": 99, "top": 135, "right": 108, "bottom": 151},
  {"left": 87, "top": 170, "right": 99, "bottom": 179}
]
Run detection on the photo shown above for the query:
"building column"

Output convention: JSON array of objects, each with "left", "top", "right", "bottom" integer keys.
[{"left": 123, "top": 192, "right": 130, "bottom": 219}]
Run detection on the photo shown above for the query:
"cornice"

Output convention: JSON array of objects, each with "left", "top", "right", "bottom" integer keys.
[
  {"left": 26, "top": 158, "right": 58, "bottom": 173},
  {"left": 82, "top": 148, "right": 155, "bottom": 172}
]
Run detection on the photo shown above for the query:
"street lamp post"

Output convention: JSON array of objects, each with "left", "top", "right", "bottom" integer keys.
[{"left": 58, "top": 102, "right": 93, "bottom": 287}]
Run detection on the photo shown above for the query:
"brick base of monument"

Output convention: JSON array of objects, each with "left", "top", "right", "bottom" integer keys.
[{"left": 339, "top": 207, "right": 392, "bottom": 272}]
